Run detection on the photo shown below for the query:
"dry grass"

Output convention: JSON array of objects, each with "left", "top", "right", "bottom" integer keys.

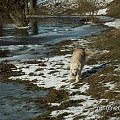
[
  {"left": 84, "top": 28, "right": 120, "bottom": 119},
  {"left": 107, "top": 0, "right": 120, "bottom": 18}
]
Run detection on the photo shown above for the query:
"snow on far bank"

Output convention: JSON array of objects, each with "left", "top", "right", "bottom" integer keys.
[
  {"left": 86, "top": 8, "right": 108, "bottom": 16},
  {"left": 98, "top": 0, "right": 113, "bottom": 4},
  {"left": 37, "top": 0, "right": 113, "bottom": 4},
  {"left": 97, "top": 8, "right": 108, "bottom": 15},
  {"left": 104, "top": 19, "right": 120, "bottom": 29}
]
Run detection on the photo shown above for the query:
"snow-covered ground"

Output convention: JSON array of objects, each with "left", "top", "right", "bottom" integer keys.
[
  {"left": 9, "top": 54, "right": 108, "bottom": 119},
  {"left": 10, "top": 54, "right": 105, "bottom": 90},
  {"left": 8, "top": 38, "right": 118, "bottom": 119},
  {"left": 1, "top": 0, "right": 119, "bottom": 119}
]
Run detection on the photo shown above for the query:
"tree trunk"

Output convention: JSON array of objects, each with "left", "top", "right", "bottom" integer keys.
[
  {"left": 25, "top": 0, "right": 29, "bottom": 15},
  {"left": 30, "top": 20, "right": 38, "bottom": 35},
  {"left": 30, "top": 0, "right": 37, "bottom": 14}
]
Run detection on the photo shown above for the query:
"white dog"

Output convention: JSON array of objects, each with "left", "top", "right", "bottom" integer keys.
[{"left": 70, "top": 48, "right": 87, "bottom": 83}]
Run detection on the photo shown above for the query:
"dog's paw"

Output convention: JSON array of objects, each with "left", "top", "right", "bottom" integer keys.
[{"left": 75, "top": 79, "right": 79, "bottom": 83}]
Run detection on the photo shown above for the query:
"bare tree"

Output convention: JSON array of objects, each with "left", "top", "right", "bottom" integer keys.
[
  {"left": 25, "top": 0, "right": 29, "bottom": 15},
  {"left": 0, "top": 0, "right": 28, "bottom": 27},
  {"left": 30, "top": 0, "right": 37, "bottom": 14}
]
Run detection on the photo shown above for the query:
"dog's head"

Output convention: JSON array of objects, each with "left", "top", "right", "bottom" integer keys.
[
  {"left": 73, "top": 48, "right": 93, "bottom": 58},
  {"left": 70, "top": 63, "right": 81, "bottom": 76}
]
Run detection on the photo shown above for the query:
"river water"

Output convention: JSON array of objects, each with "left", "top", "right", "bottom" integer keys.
[
  {"left": 0, "top": 83, "right": 48, "bottom": 120},
  {"left": 0, "top": 16, "right": 111, "bottom": 120},
  {"left": 0, "top": 16, "right": 111, "bottom": 62}
]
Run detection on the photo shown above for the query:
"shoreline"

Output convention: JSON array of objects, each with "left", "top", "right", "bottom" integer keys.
[{"left": 0, "top": 21, "right": 120, "bottom": 120}]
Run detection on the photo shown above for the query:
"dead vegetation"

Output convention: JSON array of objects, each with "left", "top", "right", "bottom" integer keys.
[
  {"left": 0, "top": 62, "right": 16, "bottom": 73},
  {"left": 107, "top": 0, "right": 120, "bottom": 18},
  {"left": 83, "top": 28, "right": 120, "bottom": 119},
  {"left": 47, "top": 40, "right": 74, "bottom": 56}
]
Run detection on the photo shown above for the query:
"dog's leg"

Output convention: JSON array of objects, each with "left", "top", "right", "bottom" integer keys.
[
  {"left": 69, "top": 70, "right": 72, "bottom": 79},
  {"left": 69, "top": 70, "right": 75, "bottom": 82},
  {"left": 75, "top": 70, "right": 81, "bottom": 83},
  {"left": 75, "top": 75, "right": 79, "bottom": 83}
]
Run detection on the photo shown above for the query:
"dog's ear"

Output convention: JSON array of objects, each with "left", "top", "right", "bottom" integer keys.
[{"left": 85, "top": 49, "right": 93, "bottom": 57}]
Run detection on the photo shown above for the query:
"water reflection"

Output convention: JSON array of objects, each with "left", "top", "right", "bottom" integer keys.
[
  {"left": 1, "top": 17, "right": 84, "bottom": 37},
  {"left": 1, "top": 16, "right": 113, "bottom": 39},
  {"left": 30, "top": 19, "right": 38, "bottom": 35},
  {"left": 0, "top": 17, "right": 106, "bottom": 44},
  {"left": 0, "top": 16, "right": 107, "bottom": 61},
  {"left": 0, "top": 82, "right": 48, "bottom": 120}
]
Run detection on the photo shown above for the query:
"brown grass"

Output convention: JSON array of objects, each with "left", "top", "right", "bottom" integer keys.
[{"left": 107, "top": 0, "right": 120, "bottom": 18}]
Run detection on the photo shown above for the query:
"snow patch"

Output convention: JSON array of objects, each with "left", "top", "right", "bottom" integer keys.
[
  {"left": 9, "top": 53, "right": 109, "bottom": 119},
  {"left": 50, "top": 96, "right": 99, "bottom": 120},
  {"left": 48, "top": 103, "right": 60, "bottom": 107},
  {"left": 104, "top": 82, "right": 115, "bottom": 90},
  {"left": 104, "top": 19, "right": 120, "bottom": 29},
  {"left": 97, "top": 8, "right": 108, "bottom": 15}
]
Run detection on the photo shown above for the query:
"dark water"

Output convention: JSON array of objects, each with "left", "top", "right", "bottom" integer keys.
[
  {"left": 1, "top": 19, "right": 101, "bottom": 45},
  {"left": 0, "top": 16, "right": 110, "bottom": 62},
  {"left": 0, "top": 82, "right": 48, "bottom": 120}
]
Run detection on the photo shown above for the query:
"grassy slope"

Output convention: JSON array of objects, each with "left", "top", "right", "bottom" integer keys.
[
  {"left": 107, "top": 0, "right": 120, "bottom": 18},
  {"left": 85, "top": 28, "right": 120, "bottom": 119},
  {"left": 31, "top": 28, "right": 120, "bottom": 120}
]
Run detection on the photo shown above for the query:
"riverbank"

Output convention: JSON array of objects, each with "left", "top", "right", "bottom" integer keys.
[
  {"left": 27, "top": 27, "right": 119, "bottom": 120},
  {"left": 84, "top": 28, "right": 120, "bottom": 119},
  {"left": 0, "top": 17, "right": 120, "bottom": 119}
]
